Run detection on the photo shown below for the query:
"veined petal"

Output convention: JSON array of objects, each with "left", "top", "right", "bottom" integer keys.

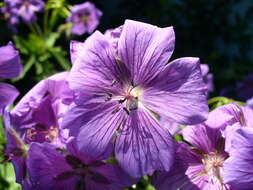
[
  {"left": 27, "top": 143, "right": 78, "bottom": 190},
  {"left": 182, "top": 124, "right": 222, "bottom": 154},
  {"left": 89, "top": 163, "right": 137, "bottom": 190},
  {"left": 153, "top": 143, "right": 206, "bottom": 190},
  {"left": 142, "top": 57, "right": 208, "bottom": 125},
  {"left": 223, "top": 128, "right": 253, "bottom": 188},
  {"left": 12, "top": 72, "right": 71, "bottom": 115},
  {"left": 118, "top": 19, "right": 175, "bottom": 85},
  {"left": 0, "top": 42, "right": 22, "bottom": 79},
  {"left": 115, "top": 108, "right": 174, "bottom": 178},
  {"left": 0, "top": 83, "right": 19, "bottom": 115},
  {"left": 68, "top": 31, "right": 127, "bottom": 95},
  {"left": 205, "top": 103, "right": 244, "bottom": 129},
  {"left": 76, "top": 101, "right": 126, "bottom": 159}
]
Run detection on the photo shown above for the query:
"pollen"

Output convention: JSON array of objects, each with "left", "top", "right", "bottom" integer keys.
[{"left": 202, "top": 152, "right": 226, "bottom": 184}]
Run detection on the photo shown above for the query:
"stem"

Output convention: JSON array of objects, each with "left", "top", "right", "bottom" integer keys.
[
  {"left": 28, "top": 24, "right": 37, "bottom": 35},
  {"left": 33, "top": 23, "right": 43, "bottom": 37},
  {"left": 44, "top": 9, "right": 49, "bottom": 34}
]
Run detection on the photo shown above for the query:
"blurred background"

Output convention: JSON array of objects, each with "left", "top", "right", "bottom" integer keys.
[{"left": 0, "top": 0, "right": 253, "bottom": 189}]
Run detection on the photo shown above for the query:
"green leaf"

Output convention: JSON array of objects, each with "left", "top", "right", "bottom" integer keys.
[
  {"left": 45, "top": 33, "right": 60, "bottom": 47},
  {"left": 48, "top": 47, "right": 70, "bottom": 70},
  {"left": 13, "top": 36, "right": 29, "bottom": 55},
  {"left": 12, "top": 55, "right": 36, "bottom": 82},
  {"left": 0, "top": 163, "right": 21, "bottom": 190},
  {"left": 35, "top": 62, "right": 43, "bottom": 75}
]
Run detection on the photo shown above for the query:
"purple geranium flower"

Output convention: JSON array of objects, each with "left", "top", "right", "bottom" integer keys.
[
  {"left": 154, "top": 121, "right": 230, "bottom": 189},
  {"left": 4, "top": 72, "right": 73, "bottom": 186},
  {"left": 67, "top": 2, "right": 102, "bottom": 35},
  {"left": 27, "top": 138, "right": 136, "bottom": 190},
  {"left": 10, "top": 72, "right": 73, "bottom": 146},
  {"left": 63, "top": 20, "right": 208, "bottom": 177},
  {"left": 205, "top": 103, "right": 253, "bottom": 152},
  {"left": 1, "top": 1, "right": 20, "bottom": 31},
  {"left": 0, "top": 42, "right": 22, "bottom": 114},
  {"left": 8, "top": 0, "right": 44, "bottom": 23},
  {"left": 223, "top": 127, "right": 253, "bottom": 189}
]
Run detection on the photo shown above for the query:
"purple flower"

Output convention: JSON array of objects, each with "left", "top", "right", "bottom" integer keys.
[
  {"left": 0, "top": 1, "right": 19, "bottom": 31},
  {"left": 27, "top": 138, "right": 136, "bottom": 190},
  {"left": 8, "top": 0, "right": 44, "bottom": 23},
  {"left": 10, "top": 72, "right": 73, "bottom": 146},
  {"left": 63, "top": 20, "right": 208, "bottom": 177},
  {"left": 205, "top": 103, "right": 253, "bottom": 152},
  {"left": 223, "top": 127, "right": 253, "bottom": 189},
  {"left": 67, "top": 2, "right": 102, "bottom": 35},
  {"left": 154, "top": 123, "right": 230, "bottom": 189},
  {"left": 4, "top": 72, "right": 73, "bottom": 186},
  {"left": 0, "top": 42, "right": 22, "bottom": 114},
  {"left": 200, "top": 64, "right": 214, "bottom": 94}
]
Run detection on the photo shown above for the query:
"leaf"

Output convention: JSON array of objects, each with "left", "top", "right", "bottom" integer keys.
[
  {"left": 48, "top": 47, "right": 70, "bottom": 70},
  {"left": 35, "top": 62, "right": 43, "bottom": 75},
  {"left": 45, "top": 33, "right": 60, "bottom": 48},
  {"left": 0, "top": 163, "right": 21, "bottom": 190},
  {"left": 12, "top": 55, "right": 36, "bottom": 82}
]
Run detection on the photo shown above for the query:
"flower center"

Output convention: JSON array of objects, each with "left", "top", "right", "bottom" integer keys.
[
  {"left": 124, "top": 86, "right": 143, "bottom": 112},
  {"left": 25, "top": 125, "right": 58, "bottom": 143},
  {"left": 202, "top": 152, "right": 226, "bottom": 184},
  {"left": 81, "top": 15, "right": 89, "bottom": 22}
]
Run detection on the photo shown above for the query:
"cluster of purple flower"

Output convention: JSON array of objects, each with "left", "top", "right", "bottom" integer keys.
[
  {"left": 1, "top": 19, "right": 252, "bottom": 190},
  {"left": 1, "top": 0, "right": 102, "bottom": 36},
  {"left": 0, "top": 0, "right": 45, "bottom": 25},
  {"left": 67, "top": 2, "right": 102, "bottom": 35}
]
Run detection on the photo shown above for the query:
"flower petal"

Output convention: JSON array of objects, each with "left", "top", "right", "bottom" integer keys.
[
  {"left": 75, "top": 101, "right": 126, "bottom": 159},
  {"left": 153, "top": 143, "right": 203, "bottom": 190},
  {"left": 0, "top": 42, "right": 22, "bottom": 79},
  {"left": 68, "top": 31, "right": 127, "bottom": 95},
  {"left": 0, "top": 82, "right": 19, "bottom": 114},
  {"left": 205, "top": 103, "right": 242, "bottom": 129},
  {"left": 115, "top": 108, "right": 174, "bottom": 178},
  {"left": 89, "top": 163, "right": 137, "bottom": 190},
  {"left": 12, "top": 72, "right": 72, "bottom": 116},
  {"left": 118, "top": 19, "right": 175, "bottom": 85},
  {"left": 27, "top": 143, "right": 77, "bottom": 190},
  {"left": 182, "top": 124, "right": 222, "bottom": 154},
  {"left": 71, "top": 22, "right": 86, "bottom": 36},
  {"left": 70, "top": 40, "right": 85, "bottom": 64},
  {"left": 223, "top": 128, "right": 253, "bottom": 188},
  {"left": 142, "top": 57, "right": 208, "bottom": 125}
]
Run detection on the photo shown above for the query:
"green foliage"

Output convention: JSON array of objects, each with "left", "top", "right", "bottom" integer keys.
[
  {"left": 124, "top": 175, "right": 156, "bottom": 190},
  {"left": 0, "top": 163, "right": 21, "bottom": 190},
  {"left": 208, "top": 96, "right": 245, "bottom": 110},
  {"left": 9, "top": 0, "right": 72, "bottom": 82}
]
